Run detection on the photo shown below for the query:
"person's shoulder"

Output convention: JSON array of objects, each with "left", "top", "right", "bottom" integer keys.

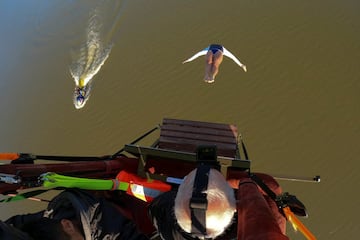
[
  {"left": 148, "top": 191, "right": 182, "bottom": 240},
  {"left": 0, "top": 220, "right": 32, "bottom": 240},
  {"left": 222, "top": 46, "right": 231, "bottom": 53},
  {"left": 5, "top": 211, "right": 44, "bottom": 229},
  {"left": 149, "top": 191, "right": 177, "bottom": 226},
  {"left": 150, "top": 190, "right": 177, "bottom": 211}
]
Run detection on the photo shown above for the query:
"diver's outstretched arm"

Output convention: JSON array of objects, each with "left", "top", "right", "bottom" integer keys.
[
  {"left": 182, "top": 48, "right": 209, "bottom": 64},
  {"left": 223, "top": 47, "right": 247, "bottom": 72}
]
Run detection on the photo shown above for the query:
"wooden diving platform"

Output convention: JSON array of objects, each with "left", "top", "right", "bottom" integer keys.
[{"left": 124, "top": 118, "right": 250, "bottom": 179}]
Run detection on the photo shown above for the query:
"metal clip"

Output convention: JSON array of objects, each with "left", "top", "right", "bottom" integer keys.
[
  {"left": 39, "top": 172, "right": 56, "bottom": 183},
  {"left": 0, "top": 173, "right": 22, "bottom": 184}
]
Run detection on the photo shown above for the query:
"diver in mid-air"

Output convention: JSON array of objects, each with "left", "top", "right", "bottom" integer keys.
[{"left": 182, "top": 44, "right": 247, "bottom": 83}]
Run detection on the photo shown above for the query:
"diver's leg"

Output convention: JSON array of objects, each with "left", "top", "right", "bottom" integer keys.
[
  {"left": 210, "top": 51, "right": 224, "bottom": 81},
  {"left": 204, "top": 51, "right": 213, "bottom": 81}
]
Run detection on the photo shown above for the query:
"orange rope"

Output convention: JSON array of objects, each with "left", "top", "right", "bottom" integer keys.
[
  {"left": 0, "top": 153, "right": 19, "bottom": 160},
  {"left": 283, "top": 206, "right": 316, "bottom": 240}
]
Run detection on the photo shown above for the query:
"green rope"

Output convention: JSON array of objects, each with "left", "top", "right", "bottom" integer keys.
[{"left": 41, "top": 172, "right": 129, "bottom": 191}]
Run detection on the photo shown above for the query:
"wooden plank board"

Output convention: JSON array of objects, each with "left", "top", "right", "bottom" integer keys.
[
  {"left": 161, "top": 125, "right": 237, "bottom": 138},
  {"left": 163, "top": 118, "right": 238, "bottom": 133},
  {"left": 160, "top": 118, "right": 239, "bottom": 158},
  {"left": 160, "top": 129, "right": 237, "bottom": 144},
  {"left": 159, "top": 136, "right": 236, "bottom": 151}
]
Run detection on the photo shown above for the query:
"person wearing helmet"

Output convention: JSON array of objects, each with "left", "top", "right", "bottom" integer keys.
[
  {"left": 149, "top": 167, "right": 237, "bottom": 240},
  {"left": 148, "top": 168, "right": 290, "bottom": 240},
  {"left": 182, "top": 44, "right": 247, "bottom": 83}
]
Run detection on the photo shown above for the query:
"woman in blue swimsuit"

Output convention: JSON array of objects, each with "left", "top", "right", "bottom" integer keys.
[{"left": 183, "top": 44, "right": 247, "bottom": 83}]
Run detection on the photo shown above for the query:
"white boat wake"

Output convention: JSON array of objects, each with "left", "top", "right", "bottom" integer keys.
[{"left": 70, "top": 11, "right": 113, "bottom": 109}]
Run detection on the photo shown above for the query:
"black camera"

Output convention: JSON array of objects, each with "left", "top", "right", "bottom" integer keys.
[{"left": 196, "top": 145, "right": 220, "bottom": 170}]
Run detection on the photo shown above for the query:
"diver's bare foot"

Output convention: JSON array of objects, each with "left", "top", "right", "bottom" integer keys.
[{"left": 204, "top": 79, "right": 215, "bottom": 83}]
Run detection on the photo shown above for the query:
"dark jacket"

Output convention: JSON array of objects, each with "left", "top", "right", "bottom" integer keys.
[
  {"left": 5, "top": 189, "right": 149, "bottom": 240},
  {"left": 149, "top": 191, "right": 183, "bottom": 240},
  {"left": 0, "top": 221, "right": 33, "bottom": 240}
]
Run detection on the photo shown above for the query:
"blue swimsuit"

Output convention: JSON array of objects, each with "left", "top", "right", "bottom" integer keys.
[{"left": 209, "top": 44, "right": 224, "bottom": 54}]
